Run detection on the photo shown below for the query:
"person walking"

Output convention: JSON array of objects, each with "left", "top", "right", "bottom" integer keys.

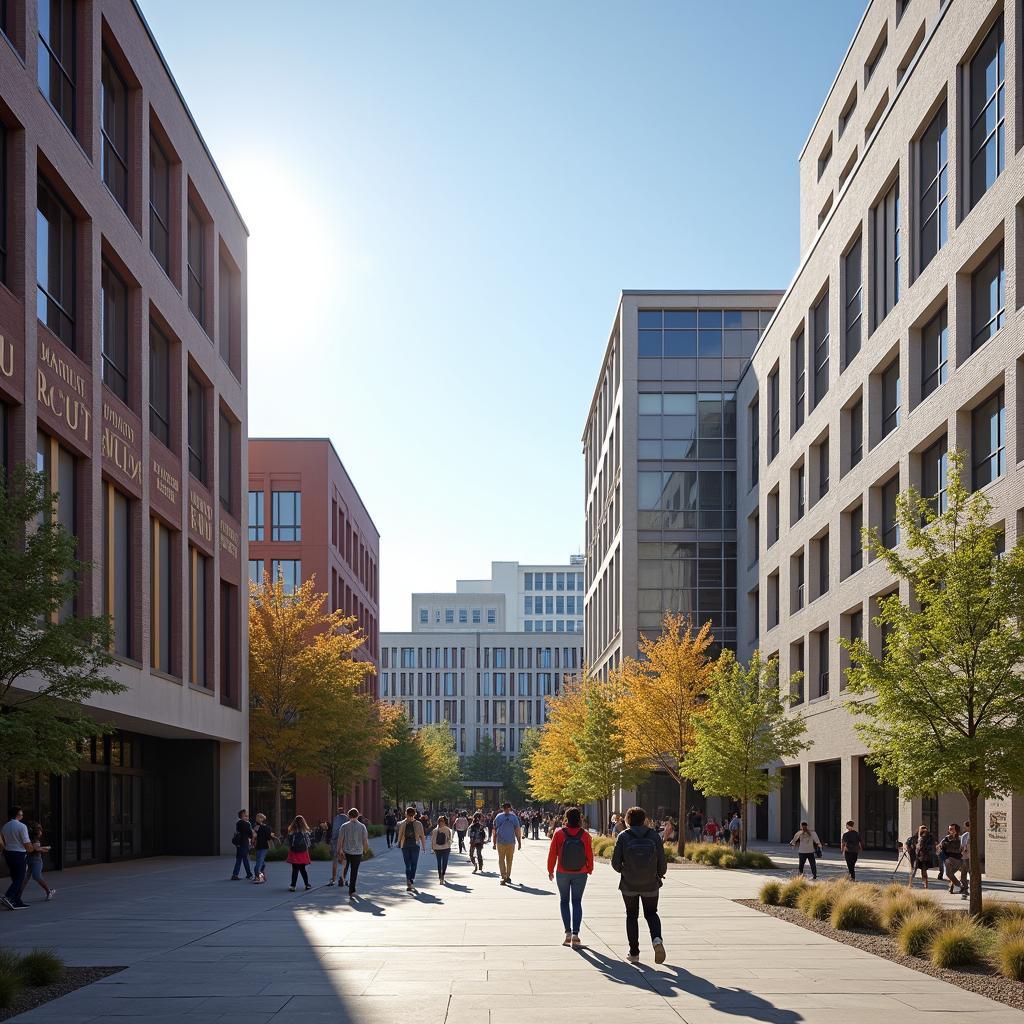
[
  {"left": 840, "top": 820, "right": 862, "bottom": 880},
  {"left": 909, "top": 824, "right": 936, "bottom": 889},
  {"left": 431, "top": 814, "right": 454, "bottom": 884},
  {"left": 328, "top": 804, "right": 348, "bottom": 888},
  {"left": 789, "top": 821, "right": 822, "bottom": 880},
  {"left": 230, "top": 809, "right": 254, "bottom": 880},
  {"left": 399, "top": 806, "right": 427, "bottom": 892},
  {"left": 468, "top": 812, "right": 487, "bottom": 873},
  {"left": 531, "top": 812, "right": 540, "bottom": 841},
  {"left": 547, "top": 806, "right": 594, "bottom": 948},
  {"left": 337, "top": 808, "right": 370, "bottom": 900},
  {"left": 18, "top": 823, "right": 55, "bottom": 903},
  {"left": 0, "top": 807, "right": 30, "bottom": 910},
  {"left": 454, "top": 811, "right": 469, "bottom": 854},
  {"left": 492, "top": 802, "right": 522, "bottom": 886},
  {"left": 939, "top": 823, "right": 964, "bottom": 895},
  {"left": 253, "top": 813, "right": 274, "bottom": 884},
  {"left": 286, "top": 815, "right": 313, "bottom": 892},
  {"left": 728, "top": 813, "right": 742, "bottom": 849},
  {"left": 384, "top": 809, "right": 398, "bottom": 849},
  {"left": 612, "top": 806, "right": 668, "bottom": 965}
]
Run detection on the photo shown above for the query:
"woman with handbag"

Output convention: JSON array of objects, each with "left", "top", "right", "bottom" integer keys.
[
  {"left": 789, "top": 821, "right": 822, "bottom": 880},
  {"left": 286, "top": 815, "right": 313, "bottom": 892}
]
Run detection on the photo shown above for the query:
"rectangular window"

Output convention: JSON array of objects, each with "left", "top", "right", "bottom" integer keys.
[
  {"left": 149, "top": 134, "right": 170, "bottom": 272},
  {"left": 794, "top": 551, "right": 805, "bottom": 611},
  {"left": 921, "top": 307, "right": 948, "bottom": 399},
  {"left": 850, "top": 504, "right": 864, "bottom": 573},
  {"left": 190, "top": 547, "right": 209, "bottom": 687},
  {"left": 768, "top": 488, "right": 779, "bottom": 546},
  {"left": 921, "top": 435, "right": 948, "bottom": 518},
  {"left": 844, "top": 237, "right": 862, "bottom": 364},
  {"left": 458, "top": 608, "right": 467, "bottom": 624},
  {"left": 270, "top": 558, "right": 301, "bottom": 594},
  {"left": 221, "top": 581, "right": 239, "bottom": 707},
  {"left": 818, "top": 533, "right": 829, "bottom": 597},
  {"left": 0, "top": 123, "right": 6, "bottom": 284},
  {"left": 419, "top": 608, "right": 428, "bottom": 624},
  {"left": 972, "top": 388, "right": 1005, "bottom": 490},
  {"left": 872, "top": 179, "right": 900, "bottom": 327},
  {"left": 971, "top": 247, "right": 1004, "bottom": 353},
  {"left": 248, "top": 491, "right": 264, "bottom": 541},
  {"left": 248, "top": 559, "right": 263, "bottom": 586},
  {"left": 149, "top": 325, "right": 171, "bottom": 447},
  {"left": 152, "top": 519, "right": 175, "bottom": 675},
  {"left": 218, "top": 411, "right": 233, "bottom": 512},
  {"left": 812, "top": 291, "right": 829, "bottom": 405},
  {"left": 104, "top": 484, "right": 133, "bottom": 659},
  {"left": 850, "top": 398, "right": 863, "bottom": 468},
  {"left": 100, "top": 260, "right": 129, "bottom": 402},
  {"left": 38, "top": 0, "right": 75, "bottom": 132},
  {"left": 187, "top": 203, "right": 204, "bottom": 326},
  {"left": 271, "top": 491, "right": 301, "bottom": 541},
  {"left": 472, "top": 608, "right": 481, "bottom": 624},
  {"left": 818, "top": 438, "right": 830, "bottom": 498},
  {"left": 792, "top": 330, "right": 805, "bottom": 431},
  {"left": 37, "top": 435, "right": 77, "bottom": 621},
  {"left": 218, "top": 252, "right": 236, "bottom": 368},
  {"left": 187, "top": 372, "right": 206, "bottom": 482},
  {"left": 794, "top": 463, "right": 805, "bottom": 522},
  {"left": 768, "top": 367, "right": 780, "bottom": 460},
  {"left": 969, "top": 17, "right": 1004, "bottom": 210},
  {"left": 881, "top": 476, "right": 900, "bottom": 548},
  {"left": 918, "top": 104, "right": 947, "bottom": 272},
  {"left": 487, "top": 608, "right": 496, "bottom": 624},
  {"left": 815, "top": 628, "right": 830, "bottom": 699},
  {"left": 881, "top": 359, "right": 900, "bottom": 438},
  {"left": 100, "top": 51, "right": 128, "bottom": 212},
  {"left": 792, "top": 641, "right": 805, "bottom": 704},
  {"left": 749, "top": 399, "right": 759, "bottom": 486},
  {"left": 36, "top": 177, "right": 75, "bottom": 349},
  {"left": 768, "top": 572, "right": 779, "bottom": 628}
]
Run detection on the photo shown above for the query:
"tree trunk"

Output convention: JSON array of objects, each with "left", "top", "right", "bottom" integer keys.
[
  {"left": 740, "top": 791, "right": 748, "bottom": 852},
  {"left": 273, "top": 774, "right": 282, "bottom": 837},
  {"left": 677, "top": 776, "right": 687, "bottom": 858},
  {"left": 968, "top": 789, "right": 981, "bottom": 917}
]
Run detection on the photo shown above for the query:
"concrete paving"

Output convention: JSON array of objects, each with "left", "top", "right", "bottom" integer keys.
[{"left": 4, "top": 835, "right": 1024, "bottom": 1023}]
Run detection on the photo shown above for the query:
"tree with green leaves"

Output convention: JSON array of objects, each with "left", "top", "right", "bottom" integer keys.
[
  {"left": 379, "top": 711, "right": 428, "bottom": 808},
  {"left": 688, "top": 650, "right": 808, "bottom": 851},
  {"left": 464, "top": 734, "right": 506, "bottom": 783},
  {"left": 839, "top": 450, "right": 1024, "bottom": 915},
  {"left": 418, "top": 721, "right": 465, "bottom": 805},
  {"left": 507, "top": 728, "right": 540, "bottom": 805},
  {"left": 0, "top": 465, "right": 124, "bottom": 778}
]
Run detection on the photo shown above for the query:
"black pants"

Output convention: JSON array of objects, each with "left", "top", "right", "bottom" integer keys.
[
  {"left": 798, "top": 852, "right": 817, "bottom": 878},
  {"left": 844, "top": 851, "right": 858, "bottom": 879},
  {"left": 456, "top": 830, "right": 466, "bottom": 852},
  {"left": 623, "top": 891, "right": 662, "bottom": 956},
  {"left": 290, "top": 864, "right": 310, "bottom": 887},
  {"left": 345, "top": 853, "right": 362, "bottom": 893},
  {"left": 386, "top": 828, "right": 396, "bottom": 848},
  {"left": 470, "top": 844, "right": 484, "bottom": 869}
]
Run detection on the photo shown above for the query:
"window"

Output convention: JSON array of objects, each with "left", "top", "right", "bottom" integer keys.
[
  {"left": 270, "top": 559, "right": 301, "bottom": 594},
  {"left": 187, "top": 203, "right": 204, "bottom": 326},
  {"left": 921, "top": 307, "right": 948, "bottom": 399},
  {"left": 971, "top": 247, "right": 1004, "bottom": 353},
  {"left": 972, "top": 389, "right": 1005, "bottom": 490},
  {"left": 918, "top": 104, "right": 947, "bottom": 272},
  {"left": 271, "top": 491, "right": 301, "bottom": 541},
  {"left": 218, "top": 411, "right": 234, "bottom": 512},
  {"left": 419, "top": 608, "right": 428, "bottom": 624},
  {"left": 850, "top": 504, "right": 864, "bottom": 573},
  {"left": 0, "top": 123, "right": 6, "bottom": 284},
  {"left": 472, "top": 608, "right": 481, "bottom": 624},
  {"left": 921, "top": 435, "right": 948, "bottom": 518},
  {"left": 458, "top": 608, "right": 467, "bottom": 624},
  {"left": 149, "top": 325, "right": 171, "bottom": 447},
  {"left": 792, "top": 330, "right": 805, "bottom": 431},
  {"left": 871, "top": 179, "right": 900, "bottom": 327},
  {"left": 768, "top": 572, "right": 779, "bottom": 628},
  {"left": 768, "top": 488, "right": 779, "bottom": 546},
  {"left": 152, "top": 519, "right": 175, "bottom": 674},
  {"left": 815, "top": 628, "right": 830, "bottom": 699},
  {"left": 968, "top": 17, "right": 1004, "bottom": 210},
  {"left": 793, "top": 551, "right": 805, "bottom": 612},
  {"left": 881, "top": 476, "right": 900, "bottom": 549},
  {"left": 100, "top": 52, "right": 128, "bottom": 211},
  {"left": 818, "top": 438, "right": 829, "bottom": 498},
  {"left": 794, "top": 463, "right": 805, "bottom": 522},
  {"left": 818, "top": 136, "right": 832, "bottom": 179},
  {"left": 817, "top": 534, "right": 829, "bottom": 598},
  {"left": 865, "top": 26, "right": 887, "bottom": 84},
  {"left": 190, "top": 547, "right": 209, "bottom": 686},
  {"left": 221, "top": 581, "right": 239, "bottom": 708},
  {"left": 844, "top": 237, "right": 862, "bottom": 365},
  {"left": 104, "top": 484, "right": 133, "bottom": 659},
  {"left": 792, "top": 641, "right": 805, "bottom": 704},
  {"left": 149, "top": 134, "right": 170, "bottom": 272},
  {"left": 768, "top": 367, "right": 780, "bottom": 460},
  {"left": 881, "top": 359, "right": 900, "bottom": 438},
  {"left": 218, "top": 253, "right": 236, "bottom": 368},
  {"left": 849, "top": 397, "right": 863, "bottom": 468},
  {"left": 101, "top": 261, "right": 129, "bottom": 402},
  {"left": 247, "top": 491, "right": 264, "bottom": 541},
  {"left": 444, "top": 608, "right": 454, "bottom": 624},
  {"left": 36, "top": 178, "right": 75, "bottom": 348},
  {"left": 839, "top": 86, "right": 857, "bottom": 138},
  {"left": 812, "top": 291, "right": 829, "bottom": 406},
  {"left": 749, "top": 399, "right": 759, "bottom": 486},
  {"left": 187, "top": 372, "right": 206, "bottom": 482},
  {"left": 38, "top": 0, "right": 75, "bottom": 131}
]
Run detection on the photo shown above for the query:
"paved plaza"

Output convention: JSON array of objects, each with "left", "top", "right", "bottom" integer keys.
[{"left": 4, "top": 836, "right": 1024, "bottom": 1023}]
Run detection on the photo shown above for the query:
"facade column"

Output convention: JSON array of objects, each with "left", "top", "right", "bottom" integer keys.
[
  {"left": 984, "top": 794, "right": 1024, "bottom": 880},
  {"left": 899, "top": 795, "right": 922, "bottom": 850},
  {"left": 801, "top": 760, "right": 816, "bottom": 830},
  {"left": 767, "top": 767, "right": 782, "bottom": 842},
  {"left": 842, "top": 755, "right": 860, "bottom": 833},
  {"left": 219, "top": 740, "right": 246, "bottom": 856}
]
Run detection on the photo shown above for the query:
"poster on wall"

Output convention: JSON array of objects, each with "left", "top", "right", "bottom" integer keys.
[{"left": 988, "top": 809, "right": 1008, "bottom": 843}]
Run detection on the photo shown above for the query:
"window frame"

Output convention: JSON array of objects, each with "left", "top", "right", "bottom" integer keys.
[
  {"left": 100, "top": 259, "right": 129, "bottom": 403},
  {"left": 100, "top": 49, "right": 129, "bottom": 213},
  {"left": 36, "top": 176, "right": 76, "bottom": 350},
  {"left": 917, "top": 102, "right": 947, "bottom": 273}
]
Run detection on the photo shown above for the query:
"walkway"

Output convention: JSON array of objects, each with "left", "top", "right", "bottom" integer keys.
[{"left": 5, "top": 835, "right": 1023, "bottom": 1023}]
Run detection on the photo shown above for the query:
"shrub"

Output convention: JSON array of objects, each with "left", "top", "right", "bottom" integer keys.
[
  {"left": 930, "top": 921, "right": 987, "bottom": 968},
  {"left": 880, "top": 893, "right": 919, "bottom": 934},
  {"left": 996, "top": 918, "right": 1024, "bottom": 942},
  {"left": 759, "top": 880, "right": 781, "bottom": 906},
  {"left": 831, "top": 893, "right": 881, "bottom": 931},
  {"left": 800, "top": 887, "right": 836, "bottom": 921},
  {"left": 367, "top": 824, "right": 384, "bottom": 838},
  {"left": 779, "top": 876, "right": 810, "bottom": 908},
  {"left": 0, "top": 950, "right": 19, "bottom": 976},
  {"left": 995, "top": 935, "right": 1024, "bottom": 981},
  {"left": 17, "top": 949, "right": 64, "bottom": 987},
  {"left": 979, "top": 900, "right": 1024, "bottom": 928},
  {"left": 719, "top": 854, "right": 739, "bottom": 869},
  {"left": 265, "top": 844, "right": 288, "bottom": 861},
  {"left": 883, "top": 882, "right": 906, "bottom": 899},
  {"left": 739, "top": 850, "right": 775, "bottom": 869},
  {"left": 0, "top": 965, "right": 22, "bottom": 1011},
  {"left": 310, "top": 842, "right": 333, "bottom": 862},
  {"left": 897, "top": 909, "right": 941, "bottom": 957}
]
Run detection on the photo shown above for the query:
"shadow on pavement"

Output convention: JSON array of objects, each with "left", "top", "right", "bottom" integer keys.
[{"left": 512, "top": 883, "right": 555, "bottom": 896}]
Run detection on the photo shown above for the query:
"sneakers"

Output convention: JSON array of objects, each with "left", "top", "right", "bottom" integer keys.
[
  {"left": 626, "top": 953, "right": 640, "bottom": 964},
  {"left": 45, "top": 890, "right": 56, "bottom": 901},
  {"left": 304, "top": 884, "right": 312, "bottom": 891},
  {"left": 288, "top": 886, "right": 296, "bottom": 892},
  {"left": 654, "top": 938, "right": 666, "bottom": 965},
  {"left": 230, "top": 875, "right": 240, "bottom": 880},
  {"left": 11, "top": 902, "right": 27, "bottom": 910},
  {"left": 562, "top": 932, "right": 572, "bottom": 946},
  {"left": 0, "top": 896, "right": 13, "bottom": 911},
  {"left": 328, "top": 879, "right": 336, "bottom": 886}
]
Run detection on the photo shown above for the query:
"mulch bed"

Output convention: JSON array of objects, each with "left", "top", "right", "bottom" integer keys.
[
  {"left": 739, "top": 899, "right": 1024, "bottom": 1010},
  {"left": 0, "top": 966, "right": 124, "bottom": 1022}
]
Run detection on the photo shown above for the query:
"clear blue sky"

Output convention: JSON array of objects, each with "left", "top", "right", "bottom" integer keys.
[{"left": 139, "top": 1, "right": 863, "bottom": 631}]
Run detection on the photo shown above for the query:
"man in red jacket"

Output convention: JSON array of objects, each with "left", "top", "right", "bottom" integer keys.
[{"left": 547, "top": 806, "right": 594, "bottom": 947}]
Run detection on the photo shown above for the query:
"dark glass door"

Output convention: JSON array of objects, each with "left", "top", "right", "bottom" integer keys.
[
  {"left": 860, "top": 759, "right": 899, "bottom": 850},
  {"left": 814, "top": 761, "right": 842, "bottom": 845}
]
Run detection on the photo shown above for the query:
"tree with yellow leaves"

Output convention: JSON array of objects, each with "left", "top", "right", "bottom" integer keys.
[
  {"left": 249, "top": 573, "right": 386, "bottom": 833},
  {"left": 528, "top": 676, "right": 589, "bottom": 806},
  {"left": 616, "top": 613, "right": 720, "bottom": 856}
]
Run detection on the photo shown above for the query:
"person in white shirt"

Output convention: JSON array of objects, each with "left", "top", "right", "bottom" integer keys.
[
  {"left": 789, "top": 821, "right": 823, "bottom": 880},
  {"left": 1, "top": 806, "right": 32, "bottom": 910},
  {"left": 328, "top": 804, "right": 349, "bottom": 888},
  {"left": 959, "top": 820, "right": 971, "bottom": 901},
  {"left": 336, "top": 808, "right": 370, "bottom": 901},
  {"left": 454, "top": 812, "right": 469, "bottom": 853}
]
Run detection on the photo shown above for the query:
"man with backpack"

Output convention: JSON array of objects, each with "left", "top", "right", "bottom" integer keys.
[
  {"left": 399, "top": 805, "right": 427, "bottom": 892},
  {"left": 611, "top": 806, "right": 668, "bottom": 965},
  {"left": 492, "top": 802, "right": 522, "bottom": 886},
  {"left": 547, "top": 806, "right": 593, "bottom": 947}
]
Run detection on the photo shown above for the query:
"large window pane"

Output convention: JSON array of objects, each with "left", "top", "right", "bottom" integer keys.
[
  {"left": 918, "top": 104, "right": 947, "bottom": 271},
  {"left": 101, "top": 260, "right": 129, "bottom": 402},
  {"left": 921, "top": 307, "right": 947, "bottom": 399},
  {"left": 271, "top": 491, "right": 302, "bottom": 541},
  {"left": 971, "top": 247, "right": 1004, "bottom": 353},
  {"left": 969, "top": 17, "right": 1004, "bottom": 210},
  {"left": 149, "top": 135, "right": 170, "bottom": 272},
  {"left": 844, "top": 237, "right": 862, "bottom": 364},
  {"left": 101, "top": 51, "right": 128, "bottom": 211},
  {"left": 812, "top": 290, "right": 829, "bottom": 405},
  {"left": 36, "top": 178, "right": 75, "bottom": 349},
  {"left": 38, "top": 0, "right": 75, "bottom": 132},
  {"left": 972, "top": 389, "right": 1005, "bottom": 490},
  {"left": 187, "top": 372, "right": 206, "bottom": 482}
]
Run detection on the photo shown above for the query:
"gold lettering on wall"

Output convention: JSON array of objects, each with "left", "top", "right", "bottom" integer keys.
[
  {"left": 219, "top": 518, "right": 239, "bottom": 560},
  {"left": 0, "top": 335, "right": 13, "bottom": 379},
  {"left": 101, "top": 402, "right": 142, "bottom": 483},
  {"left": 189, "top": 491, "right": 213, "bottom": 543},
  {"left": 37, "top": 339, "right": 91, "bottom": 443},
  {"left": 152, "top": 461, "right": 180, "bottom": 505}
]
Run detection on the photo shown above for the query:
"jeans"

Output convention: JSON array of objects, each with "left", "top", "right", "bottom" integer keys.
[
  {"left": 622, "top": 891, "right": 662, "bottom": 955},
  {"left": 470, "top": 844, "right": 484, "bottom": 869},
  {"left": 938, "top": 851, "right": 946, "bottom": 880},
  {"left": 692, "top": 827, "right": 702, "bottom": 842},
  {"left": 456, "top": 830, "right": 466, "bottom": 853},
  {"left": 386, "top": 828, "right": 396, "bottom": 848},
  {"left": 253, "top": 848, "right": 268, "bottom": 877},
  {"left": 289, "top": 863, "right": 309, "bottom": 887},
  {"left": 402, "top": 843, "right": 420, "bottom": 883},
  {"left": 556, "top": 871, "right": 588, "bottom": 934},
  {"left": 798, "top": 852, "right": 817, "bottom": 878},
  {"left": 3, "top": 851, "right": 27, "bottom": 903},
  {"left": 232, "top": 845, "right": 252, "bottom": 878},
  {"left": 844, "top": 851, "right": 858, "bottom": 879},
  {"left": 435, "top": 849, "right": 450, "bottom": 878},
  {"left": 497, "top": 843, "right": 516, "bottom": 880},
  {"left": 345, "top": 853, "right": 362, "bottom": 893}
]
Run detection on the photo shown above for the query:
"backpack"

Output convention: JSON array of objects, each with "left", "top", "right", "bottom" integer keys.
[
  {"left": 288, "top": 831, "right": 309, "bottom": 853},
  {"left": 622, "top": 828, "right": 660, "bottom": 889},
  {"left": 403, "top": 820, "right": 417, "bottom": 846},
  {"left": 560, "top": 828, "right": 587, "bottom": 871}
]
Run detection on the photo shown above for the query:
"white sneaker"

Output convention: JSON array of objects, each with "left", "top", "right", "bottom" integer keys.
[
  {"left": 46, "top": 889, "right": 56, "bottom": 901},
  {"left": 627, "top": 952, "right": 640, "bottom": 964}
]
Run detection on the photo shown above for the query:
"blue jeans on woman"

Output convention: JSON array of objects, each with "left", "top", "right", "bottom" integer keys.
[
  {"left": 402, "top": 843, "right": 420, "bottom": 884},
  {"left": 435, "top": 848, "right": 450, "bottom": 879},
  {"left": 253, "top": 848, "right": 268, "bottom": 878},
  {"left": 232, "top": 845, "right": 252, "bottom": 879},
  {"left": 556, "top": 871, "right": 588, "bottom": 934}
]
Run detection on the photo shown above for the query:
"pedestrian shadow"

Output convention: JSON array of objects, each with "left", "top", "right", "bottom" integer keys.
[
  {"left": 414, "top": 891, "right": 443, "bottom": 904},
  {"left": 443, "top": 881, "right": 471, "bottom": 893},
  {"left": 350, "top": 897, "right": 386, "bottom": 916},
  {"left": 575, "top": 948, "right": 802, "bottom": 1023},
  {"left": 513, "top": 883, "right": 554, "bottom": 896}
]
